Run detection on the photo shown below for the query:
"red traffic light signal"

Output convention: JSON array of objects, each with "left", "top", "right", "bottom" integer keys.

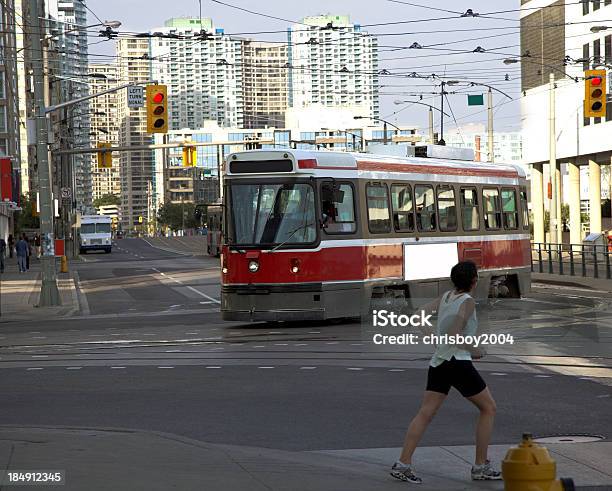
[
  {"left": 584, "top": 69, "right": 607, "bottom": 118},
  {"left": 146, "top": 85, "right": 168, "bottom": 133}
]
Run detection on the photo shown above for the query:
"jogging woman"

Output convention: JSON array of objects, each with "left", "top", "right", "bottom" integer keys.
[{"left": 390, "top": 261, "right": 501, "bottom": 484}]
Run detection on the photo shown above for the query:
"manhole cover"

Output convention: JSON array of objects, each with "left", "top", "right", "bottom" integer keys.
[{"left": 533, "top": 435, "right": 604, "bottom": 444}]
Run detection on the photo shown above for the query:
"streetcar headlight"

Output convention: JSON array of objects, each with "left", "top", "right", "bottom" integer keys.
[
  {"left": 248, "top": 260, "right": 259, "bottom": 273},
  {"left": 290, "top": 258, "right": 300, "bottom": 274},
  {"left": 222, "top": 267, "right": 228, "bottom": 274}
]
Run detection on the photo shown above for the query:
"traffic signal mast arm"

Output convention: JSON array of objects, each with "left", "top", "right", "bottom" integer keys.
[{"left": 45, "top": 81, "right": 158, "bottom": 114}]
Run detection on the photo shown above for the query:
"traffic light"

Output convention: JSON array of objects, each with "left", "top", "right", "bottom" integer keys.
[
  {"left": 97, "top": 142, "right": 112, "bottom": 168},
  {"left": 182, "top": 145, "right": 197, "bottom": 167},
  {"left": 584, "top": 69, "right": 607, "bottom": 118},
  {"left": 146, "top": 84, "right": 168, "bottom": 133}
]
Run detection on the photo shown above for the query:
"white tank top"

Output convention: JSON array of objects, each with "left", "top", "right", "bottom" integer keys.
[{"left": 429, "top": 291, "right": 478, "bottom": 367}]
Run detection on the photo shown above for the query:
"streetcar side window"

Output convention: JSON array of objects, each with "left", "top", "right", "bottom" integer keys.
[
  {"left": 437, "top": 185, "right": 457, "bottom": 232},
  {"left": 501, "top": 188, "right": 519, "bottom": 230},
  {"left": 483, "top": 188, "right": 502, "bottom": 230},
  {"left": 366, "top": 184, "right": 391, "bottom": 234},
  {"left": 520, "top": 187, "right": 529, "bottom": 230},
  {"left": 415, "top": 185, "right": 436, "bottom": 231},
  {"left": 391, "top": 184, "right": 414, "bottom": 232},
  {"left": 320, "top": 181, "right": 357, "bottom": 234},
  {"left": 460, "top": 187, "right": 480, "bottom": 231}
]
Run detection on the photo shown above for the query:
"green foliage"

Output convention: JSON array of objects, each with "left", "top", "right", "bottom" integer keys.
[
  {"left": 14, "top": 193, "right": 40, "bottom": 233},
  {"left": 157, "top": 202, "right": 197, "bottom": 231},
  {"left": 93, "top": 193, "right": 120, "bottom": 208}
]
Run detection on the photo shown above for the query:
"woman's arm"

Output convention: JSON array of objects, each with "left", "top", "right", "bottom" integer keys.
[{"left": 447, "top": 298, "right": 482, "bottom": 357}]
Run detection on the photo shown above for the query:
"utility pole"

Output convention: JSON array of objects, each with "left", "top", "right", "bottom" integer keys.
[
  {"left": 549, "top": 73, "right": 559, "bottom": 245},
  {"left": 439, "top": 81, "right": 446, "bottom": 145},
  {"left": 30, "top": 0, "right": 61, "bottom": 305},
  {"left": 487, "top": 87, "right": 494, "bottom": 162}
]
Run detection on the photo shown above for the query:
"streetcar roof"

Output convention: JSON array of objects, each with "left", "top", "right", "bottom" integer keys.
[{"left": 226, "top": 149, "right": 526, "bottom": 180}]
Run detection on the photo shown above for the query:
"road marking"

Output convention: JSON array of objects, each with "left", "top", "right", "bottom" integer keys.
[
  {"left": 309, "top": 331, "right": 320, "bottom": 334},
  {"left": 258, "top": 366, "right": 275, "bottom": 369},
  {"left": 268, "top": 331, "right": 282, "bottom": 334},
  {"left": 185, "top": 332, "right": 199, "bottom": 335},
  {"left": 205, "top": 366, "right": 222, "bottom": 369},
  {"left": 27, "top": 368, "right": 43, "bottom": 371},
  {"left": 347, "top": 367, "right": 364, "bottom": 371},
  {"left": 350, "top": 343, "right": 364, "bottom": 346},
  {"left": 300, "top": 366, "right": 317, "bottom": 370},
  {"left": 274, "top": 343, "right": 289, "bottom": 346},
  {"left": 326, "top": 342, "right": 339, "bottom": 345},
  {"left": 491, "top": 372, "right": 507, "bottom": 376},
  {"left": 151, "top": 267, "right": 220, "bottom": 304},
  {"left": 535, "top": 375, "right": 552, "bottom": 378},
  {"left": 295, "top": 343, "right": 308, "bottom": 346},
  {"left": 253, "top": 345, "right": 265, "bottom": 348},
  {"left": 596, "top": 394, "right": 610, "bottom": 398},
  {"left": 157, "top": 366, "right": 175, "bottom": 369},
  {"left": 111, "top": 366, "right": 126, "bottom": 369},
  {"left": 66, "top": 367, "right": 82, "bottom": 370},
  {"left": 31, "top": 355, "right": 48, "bottom": 358},
  {"left": 389, "top": 369, "right": 405, "bottom": 372},
  {"left": 31, "top": 336, "right": 47, "bottom": 339},
  {"left": 165, "top": 349, "right": 181, "bottom": 353}
]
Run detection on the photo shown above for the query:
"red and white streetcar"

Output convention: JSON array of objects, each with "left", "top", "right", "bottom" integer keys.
[{"left": 220, "top": 147, "right": 531, "bottom": 322}]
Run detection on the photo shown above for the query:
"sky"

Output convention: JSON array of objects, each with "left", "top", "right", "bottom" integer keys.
[{"left": 87, "top": 0, "right": 522, "bottom": 136}]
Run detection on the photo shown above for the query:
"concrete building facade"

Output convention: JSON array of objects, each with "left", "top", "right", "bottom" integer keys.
[
  {"left": 46, "top": 0, "right": 92, "bottom": 211},
  {"left": 117, "top": 38, "right": 155, "bottom": 232},
  {"left": 88, "top": 64, "right": 120, "bottom": 202},
  {"left": 242, "top": 41, "right": 288, "bottom": 129},
  {"left": 520, "top": 0, "right": 612, "bottom": 244},
  {"left": 150, "top": 18, "right": 244, "bottom": 130},
  {"left": 288, "top": 15, "right": 379, "bottom": 120}
]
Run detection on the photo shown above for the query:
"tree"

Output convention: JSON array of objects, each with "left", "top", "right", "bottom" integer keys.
[
  {"left": 14, "top": 193, "right": 40, "bottom": 233},
  {"left": 93, "top": 193, "right": 120, "bottom": 208},
  {"left": 157, "top": 202, "right": 197, "bottom": 231}
]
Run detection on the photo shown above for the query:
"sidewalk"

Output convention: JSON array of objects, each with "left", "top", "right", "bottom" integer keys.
[
  {"left": 532, "top": 272, "right": 612, "bottom": 292},
  {"left": 0, "top": 425, "right": 609, "bottom": 491},
  {"left": 0, "top": 259, "right": 79, "bottom": 322}
]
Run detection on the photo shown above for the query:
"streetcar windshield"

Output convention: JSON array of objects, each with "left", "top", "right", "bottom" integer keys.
[{"left": 230, "top": 182, "right": 316, "bottom": 246}]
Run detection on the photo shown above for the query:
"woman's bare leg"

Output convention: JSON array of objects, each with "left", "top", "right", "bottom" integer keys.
[
  {"left": 467, "top": 387, "right": 497, "bottom": 465},
  {"left": 399, "top": 390, "right": 447, "bottom": 464}
]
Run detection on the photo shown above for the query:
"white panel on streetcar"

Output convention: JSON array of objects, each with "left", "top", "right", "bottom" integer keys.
[{"left": 403, "top": 242, "right": 458, "bottom": 281}]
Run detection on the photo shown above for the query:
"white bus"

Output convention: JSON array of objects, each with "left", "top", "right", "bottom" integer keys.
[{"left": 79, "top": 215, "right": 112, "bottom": 254}]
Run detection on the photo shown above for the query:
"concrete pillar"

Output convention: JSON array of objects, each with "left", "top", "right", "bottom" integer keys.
[
  {"left": 568, "top": 161, "right": 581, "bottom": 246},
  {"left": 532, "top": 163, "right": 545, "bottom": 243},
  {"left": 589, "top": 160, "right": 602, "bottom": 233}
]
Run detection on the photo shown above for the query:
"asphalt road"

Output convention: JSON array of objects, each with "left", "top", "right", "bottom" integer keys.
[{"left": 0, "top": 238, "right": 610, "bottom": 452}]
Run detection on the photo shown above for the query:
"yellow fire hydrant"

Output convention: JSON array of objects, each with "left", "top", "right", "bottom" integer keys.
[
  {"left": 502, "top": 433, "right": 575, "bottom": 491},
  {"left": 60, "top": 255, "right": 68, "bottom": 273}
]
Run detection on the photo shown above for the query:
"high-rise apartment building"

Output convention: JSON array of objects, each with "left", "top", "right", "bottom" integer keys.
[
  {"left": 288, "top": 15, "right": 379, "bottom": 119},
  {"left": 46, "top": 0, "right": 92, "bottom": 211},
  {"left": 89, "top": 64, "right": 120, "bottom": 202},
  {"left": 0, "top": 0, "right": 20, "bottom": 162},
  {"left": 150, "top": 18, "right": 244, "bottom": 129},
  {"left": 117, "top": 38, "right": 155, "bottom": 232},
  {"left": 242, "top": 41, "right": 288, "bottom": 128}
]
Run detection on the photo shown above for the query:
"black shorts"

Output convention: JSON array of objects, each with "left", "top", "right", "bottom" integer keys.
[{"left": 426, "top": 357, "right": 486, "bottom": 398}]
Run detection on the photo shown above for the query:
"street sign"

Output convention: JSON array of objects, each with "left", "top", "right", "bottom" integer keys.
[
  {"left": 127, "top": 86, "right": 144, "bottom": 109},
  {"left": 467, "top": 94, "right": 484, "bottom": 106},
  {"left": 60, "top": 187, "right": 71, "bottom": 200}
]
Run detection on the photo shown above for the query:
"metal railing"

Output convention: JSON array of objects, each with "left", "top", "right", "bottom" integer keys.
[{"left": 531, "top": 242, "right": 612, "bottom": 280}]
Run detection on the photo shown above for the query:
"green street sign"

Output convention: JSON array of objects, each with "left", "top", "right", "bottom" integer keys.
[{"left": 467, "top": 94, "right": 484, "bottom": 106}]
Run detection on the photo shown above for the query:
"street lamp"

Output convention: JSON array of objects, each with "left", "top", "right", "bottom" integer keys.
[{"left": 354, "top": 116, "right": 401, "bottom": 145}]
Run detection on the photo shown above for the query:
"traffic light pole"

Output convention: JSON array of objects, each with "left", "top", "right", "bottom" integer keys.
[{"left": 549, "top": 73, "right": 560, "bottom": 246}]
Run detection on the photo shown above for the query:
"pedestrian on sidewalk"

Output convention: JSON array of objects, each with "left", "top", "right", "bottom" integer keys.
[
  {"left": 15, "top": 234, "right": 28, "bottom": 273},
  {"left": 390, "top": 261, "right": 501, "bottom": 484},
  {"left": 7, "top": 234, "right": 14, "bottom": 258},
  {"left": 0, "top": 237, "right": 6, "bottom": 273}
]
